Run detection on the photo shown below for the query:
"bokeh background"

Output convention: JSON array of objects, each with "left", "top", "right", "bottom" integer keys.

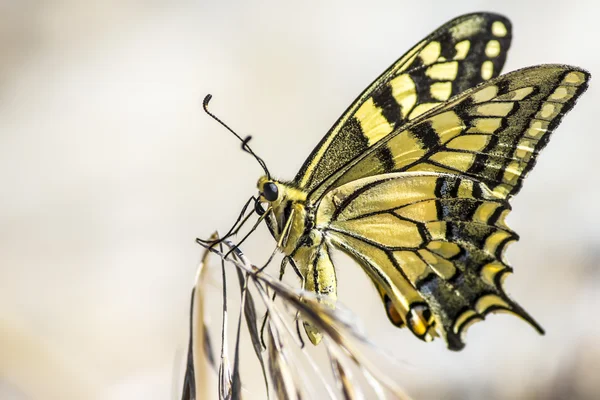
[{"left": 1, "top": 1, "right": 598, "bottom": 399}]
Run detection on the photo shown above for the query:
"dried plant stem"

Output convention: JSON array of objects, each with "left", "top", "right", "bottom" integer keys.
[
  {"left": 184, "top": 237, "right": 413, "bottom": 400},
  {"left": 222, "top": 243, "right": 412, "bottom": 400},
  {"left": 188, "top": 234, "right": 214, "bottom": 400}
]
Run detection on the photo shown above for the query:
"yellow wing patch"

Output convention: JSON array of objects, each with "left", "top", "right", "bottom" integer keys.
[
  {"left": 491, "top": 21, "right": 508, "bottom": 37},
  {"left": 355, "top": 98, "right": 394, "bottom": 145}
]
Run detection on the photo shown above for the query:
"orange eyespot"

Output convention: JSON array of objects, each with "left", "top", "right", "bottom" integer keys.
[{"left": 384, "top": 295, "right": 405, "bottom": 327}]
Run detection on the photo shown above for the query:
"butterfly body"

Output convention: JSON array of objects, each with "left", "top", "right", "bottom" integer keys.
[{"left": 248, "top": 13, "right": 589, "bottom": 350}]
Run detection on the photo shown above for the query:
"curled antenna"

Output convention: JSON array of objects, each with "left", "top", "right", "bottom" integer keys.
[{"left": 203, "top": 94, "right": 271, "bottom": 178}]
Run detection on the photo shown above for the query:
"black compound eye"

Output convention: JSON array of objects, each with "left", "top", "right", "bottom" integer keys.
[
  {"left": 254, "top": 200, "right": 266, "bottom": 215},
  {"left": 263, "top": 182, "right": 279, "bottom": 202}
]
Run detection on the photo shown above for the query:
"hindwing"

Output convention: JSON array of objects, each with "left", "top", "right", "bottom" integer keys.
[
  {"left": 295, "top": 13, "right": 513, "bottom": 191},
  {"left": 316, "top": 172, "right": 543, "bottom": 350}
]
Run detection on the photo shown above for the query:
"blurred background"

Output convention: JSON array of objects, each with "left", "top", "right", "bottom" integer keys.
[{"left": 0, "top": 1, "right": 598, "bottom": 399}]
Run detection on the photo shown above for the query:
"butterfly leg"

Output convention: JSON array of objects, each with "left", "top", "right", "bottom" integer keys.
[
  {"left": 285, "top": 257, "right": 306, "bottom": 348},
  {"left": 258, "top": 255, "right": 307, "bottom": 349},
  {"left": 258, "top": 208, "right": 302, "bottom": 347}
]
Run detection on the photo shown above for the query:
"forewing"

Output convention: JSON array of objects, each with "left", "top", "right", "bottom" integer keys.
[
  {"left": 295, "top": 13, "right": 512, "bottom": 191},
  {"left": 311, "top": 65, "right": 590, "bottom": 201},
  {"left": 316, "top": 172, "right": 542, "bottom": 350}
]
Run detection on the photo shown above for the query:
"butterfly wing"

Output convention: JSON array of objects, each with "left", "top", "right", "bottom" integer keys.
[
  {"left": 309, "top": 65, "right": 590, "bottom": 202},
  {"left": 312, "top": 65, "right": 589, "bottom": 349},
  {"left": 295, "top": 12, "right": 512, "bottom": 191},
  {"left": 316, "top": 172, "right": 541, "bottom": 350}
]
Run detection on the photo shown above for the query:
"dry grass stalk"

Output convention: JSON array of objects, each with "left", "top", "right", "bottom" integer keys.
[{"left": 181, "top": 235, "right": 412, "bottom": 400}]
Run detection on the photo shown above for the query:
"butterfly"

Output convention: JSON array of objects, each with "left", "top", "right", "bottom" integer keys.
[{"left": 203, "top": 12, "right": 590, "bottom": 350}]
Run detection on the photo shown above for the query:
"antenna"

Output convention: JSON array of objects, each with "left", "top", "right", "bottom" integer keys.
[{"left": 203, "top": 94, "right": 271, "bottom": 178}]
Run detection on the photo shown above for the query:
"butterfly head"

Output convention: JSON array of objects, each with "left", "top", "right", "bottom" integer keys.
[
  {"left": 253, "top": 177, "right": 284, "bottom": 242},
  {"left": 256, "top": 176, "right": 306, "bottom": 211},
  {"left": 255, "top": 176, "right": 308, "bottom": 244},
  {"left": 255, "top": 176, "right": 282, "bottom": 216}
]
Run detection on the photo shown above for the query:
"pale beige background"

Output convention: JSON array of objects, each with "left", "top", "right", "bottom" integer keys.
[{"left": 1, "top": 1, "right": 599, "bottom": 399}]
